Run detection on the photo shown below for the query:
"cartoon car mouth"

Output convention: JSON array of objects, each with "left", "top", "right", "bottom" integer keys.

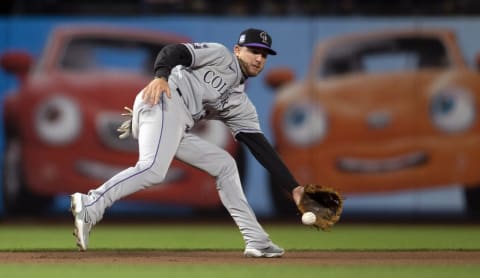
[
  {"left": 336, "top": 151, "right": 428, "bottom": 173},
  {"left": 76, "top": 160, "right": 186, "bottom": 183}
]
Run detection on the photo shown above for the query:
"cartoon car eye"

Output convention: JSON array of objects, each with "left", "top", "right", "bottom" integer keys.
[
  {"left": 191, "top": 120, "right": 229, "bottom": 148},
  {"left": 34, "top": 96, "right": 82, "bottom": 145},
  {"left": 282, "top": 102, "right": 328, "bottom": 146},
  {"left": 430, "top": 88, "right": 475, "bottom": 133}
]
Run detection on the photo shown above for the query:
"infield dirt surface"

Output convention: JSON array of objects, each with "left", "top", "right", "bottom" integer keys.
[{"left": 1, "top": 251, "right": 480, "bottom": 265}]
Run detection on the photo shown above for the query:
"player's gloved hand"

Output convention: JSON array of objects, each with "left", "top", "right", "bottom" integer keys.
[
  {"left": 293, "top": 184, "right": 343, "bottom": 231},
  {"left": 117, "top": 106, "right": 133, "bottom": 139}
]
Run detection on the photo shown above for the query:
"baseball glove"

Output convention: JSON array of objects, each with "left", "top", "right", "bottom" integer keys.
[
  {"left": 117, "top": 106, "right": 133, "bottom": 139},
  {"left": 296, "top": 184, "right": 343, "bottom": 231}
]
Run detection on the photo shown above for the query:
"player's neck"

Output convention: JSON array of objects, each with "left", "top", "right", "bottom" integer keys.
[{"left": 236, "top": 57, "right": 249, "bottom": 83}]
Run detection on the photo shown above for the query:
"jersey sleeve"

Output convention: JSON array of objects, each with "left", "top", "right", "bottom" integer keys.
[
  {"left": 183, "top": 42, "right": 231, "bottom": 68},
  {"left": 219, "top": 91, "right": 262, "bottom": 136},
  {"left": 153, "top": 44, "right": 192, "bottom": 79},
  {"left": 235, "top": 132, "right": 299, "bottom": 191}
]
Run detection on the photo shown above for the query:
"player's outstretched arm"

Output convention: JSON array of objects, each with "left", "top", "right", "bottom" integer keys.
[
  {"left": 235, "top": 132, "right": 299, "bottom": 193},
  {"left": 236, "top": 132, "right": 343, "bottom": 229}
]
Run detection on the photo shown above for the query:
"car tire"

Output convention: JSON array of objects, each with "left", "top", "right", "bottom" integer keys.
[
  {"left": 464, "top": 186, "right": 480, "bottom": 219},
  {"left": 2, "top": 138, "right": 53, "bottom": 215}
]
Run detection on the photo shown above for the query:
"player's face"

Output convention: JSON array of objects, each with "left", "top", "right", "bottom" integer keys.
[{"left": 234, "top": 45, "right": 269, "bottom": 77}]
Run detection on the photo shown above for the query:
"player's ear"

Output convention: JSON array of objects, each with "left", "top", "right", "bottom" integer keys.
[{"left": 233, "top": 45, "right": 242, "bottom": 56}]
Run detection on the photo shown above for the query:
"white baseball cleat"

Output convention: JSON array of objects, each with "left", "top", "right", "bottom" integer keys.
[
  {"left": 70, "top": 193, "right": 92, "bottom": 251},
  {"left": 244, "top": 242, "right": 285, "bottom": 258}
]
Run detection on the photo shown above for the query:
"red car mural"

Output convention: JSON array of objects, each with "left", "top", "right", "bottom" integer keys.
[
  {"left": 1, "top": 25, "right": 242, "bottom": 214},
  {"left": 266, "top": 28, "right": 480, "bottom": 216}
]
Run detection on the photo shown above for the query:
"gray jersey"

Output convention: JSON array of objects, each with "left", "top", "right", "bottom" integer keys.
[{"left": 168, "top": 42, "right": 261, "bottom": 135}]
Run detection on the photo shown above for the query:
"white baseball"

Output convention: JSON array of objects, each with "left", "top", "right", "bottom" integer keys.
[{"left": 301, "top": 212, "right": 316, "bottom": 225}]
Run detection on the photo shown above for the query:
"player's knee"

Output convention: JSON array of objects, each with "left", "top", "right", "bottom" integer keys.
[
  {"left": 215, "top": 154, "right": 238, "bottom": 179},
  {"left": 134, "top": 160, "right": 168, "bottom": 185},
  {"left": 146, "top": 171, "right": 168, "bottom": 185},
  {"left": 146, "top": 167, "right": 169, "bottom": 184}
]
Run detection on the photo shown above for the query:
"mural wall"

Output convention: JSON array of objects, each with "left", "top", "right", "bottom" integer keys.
[{"left": 1, "top": 16, "right": 480, "bottom": 217}]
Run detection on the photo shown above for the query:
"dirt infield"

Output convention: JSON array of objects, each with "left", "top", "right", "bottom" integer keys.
[{"left": 1, "top": 251, "right": 480, "bottom": 265}]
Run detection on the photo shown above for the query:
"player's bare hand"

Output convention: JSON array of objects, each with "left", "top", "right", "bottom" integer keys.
[{"left": 142, "top": 77, "right": 171, "bottom": 105}]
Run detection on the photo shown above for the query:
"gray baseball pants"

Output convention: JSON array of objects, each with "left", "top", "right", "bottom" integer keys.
[{"left": 82, "top": 90, "right": 271, "bottom": 249}]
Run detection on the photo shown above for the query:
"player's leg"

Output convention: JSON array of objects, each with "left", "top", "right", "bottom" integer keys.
[
  {"left": 85, "top": 92, "right": 190, "bottom": 222},
  {"left": 71, "top": 91, "right": 191, "bottom": 250},
  {"left": 175, "top": 133, "right": 284, "bottom": 257}
]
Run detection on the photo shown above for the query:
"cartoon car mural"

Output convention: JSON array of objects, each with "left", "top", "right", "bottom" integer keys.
[
  {"left": 1, "top": 25, "right": 242, "bottom": 214},
  {"left": 265, "top": 28, "right": 480, "bottom": 216}
]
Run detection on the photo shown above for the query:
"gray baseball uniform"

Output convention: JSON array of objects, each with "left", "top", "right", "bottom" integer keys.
[{"left": 82, "top": 42, "right": 272, "bottom": 249}]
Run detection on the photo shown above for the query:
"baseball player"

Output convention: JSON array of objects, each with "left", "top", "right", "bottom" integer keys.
[{"left": 70, "top": 28, "right": 307, "bottom": 257}]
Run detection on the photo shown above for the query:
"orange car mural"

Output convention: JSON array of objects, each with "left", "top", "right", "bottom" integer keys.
[
  {"left": 266, "top": 28, "right": 480, "bottom": 215},
  {"left": 1, "top": 25, "right": 242, "bottom": 214}
]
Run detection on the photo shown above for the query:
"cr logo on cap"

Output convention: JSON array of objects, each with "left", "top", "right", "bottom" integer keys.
[{"left": 260, "top": 32, "right": 268, "bottom": 44}]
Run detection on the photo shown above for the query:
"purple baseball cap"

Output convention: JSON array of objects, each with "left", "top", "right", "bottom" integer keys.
[{"left": 237, "top": 28, "right": 277, "bottom": 55}]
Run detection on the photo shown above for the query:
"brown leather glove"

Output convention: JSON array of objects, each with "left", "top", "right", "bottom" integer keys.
[{"left": 296, "top": 184, "right": 344, "bottom": 231}]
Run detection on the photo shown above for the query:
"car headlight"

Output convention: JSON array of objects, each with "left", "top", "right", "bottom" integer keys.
[
  {"left": 282, "top": 102, "right": 328, "bottom": 146},
  {"left": 34, "top": 96, "right": 82, "bottom": 145},
  {"left": 430, "top": 87, "right": 475, "bottom": 133}
]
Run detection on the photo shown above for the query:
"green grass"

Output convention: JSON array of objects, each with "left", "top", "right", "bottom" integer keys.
[
  {"left": 1, "top": 223, "right": 479, "bottom": 277},
  {"left": 0, "top": 265, "right": 479, "bottom": 278},
  {"left": 0, "top": 223, "right": 479, "bottom": 251}
]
